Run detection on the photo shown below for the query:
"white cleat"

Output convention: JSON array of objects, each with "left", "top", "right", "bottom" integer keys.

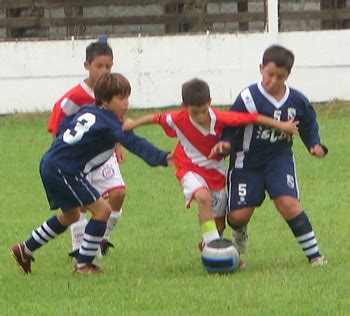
[
  {"left": 232, "top": 224, "right": 248, "bottom": 254},
  {"left": 310, "top": 255, "right": 327, "bottom": 267}
]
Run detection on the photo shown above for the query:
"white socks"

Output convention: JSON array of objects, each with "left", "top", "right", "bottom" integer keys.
[
  {"left": 70, "top": 213, "right": 88, "bottom": 251},
  {"left": 103, "top": 210, "right": 122, "bottom": 240}
]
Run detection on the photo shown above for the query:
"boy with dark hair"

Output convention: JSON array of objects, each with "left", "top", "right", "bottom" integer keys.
[
  {"left": 10, "top": 73, "right": 171, "bottom": 274},
  {"left": 123, "top": 78, "right": 298, "bottom": 261},
  {"left": 48, "top": 39, "right": 124, "bottom": 259},
  {"left": 212, "top": 45, "right": 327, "bottom": 266}
]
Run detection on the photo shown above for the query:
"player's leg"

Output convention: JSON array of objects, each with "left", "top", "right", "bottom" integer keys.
[
  {"left": 102, "top": 186, "right": 125, "bottom": 254},
  {"left": 10, "top": 160, "right": 91, "bottom": 273},
  {"left": 266, "top": 153, "right": 327, "bottom": 266},
  {"left": 227, "top": 167, "right": 265, "bottom": 254},
  {"left": 181, "top": 172, "right": 220, "bottom": 248},
  {"left": 89, "top": 154, "right": 126, "bottom": 256},
  {"left": 69, "top": 208, "right": 88, "bottom": 260},
  {"left": 74, "top": 197, "right": 111, "bottom": 274},
  {"left": 10, "top": 207, "right": 80, "bottom": 274},
  {"left": 194, "top": 188, "right": 221, "bottom": 244},
  {"left": 211, "top": 189, "right": 227, "bottom": 237},
  {"left": 274, "top": 196, "right": 327, "bottom": 266}
]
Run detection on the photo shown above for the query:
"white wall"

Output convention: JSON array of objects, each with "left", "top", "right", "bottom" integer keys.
[{"left": 1, "top": 30, "right": 350, "bottom": 114}]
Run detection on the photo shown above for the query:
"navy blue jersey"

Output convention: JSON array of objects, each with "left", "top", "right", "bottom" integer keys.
[
  {"left": 43, "top": 105, "right": 168, "bottom": 174},
  {"left": 223, "top": 83, "right": 321, "bottom": 168}
]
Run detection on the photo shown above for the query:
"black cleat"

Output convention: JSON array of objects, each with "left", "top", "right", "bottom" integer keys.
[
  {"left": 100, "top": 240, "right": 114, "bottom": 256},
  {"left": 68, "top": 249, "right": 79, "bottom": 261}
]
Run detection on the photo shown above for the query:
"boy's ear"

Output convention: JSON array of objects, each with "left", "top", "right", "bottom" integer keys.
[
  {"left": 101, "top": 99, "right": 108, "bottom": 107},
  {"left": 259, "top": 63, "right": 264, "bottom": 73},
  {"left": 84, "top": 61, "right": 90, "bottom": 70}
]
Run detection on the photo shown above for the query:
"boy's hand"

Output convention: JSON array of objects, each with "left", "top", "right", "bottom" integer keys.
[
  {"left": 123, "top": 118, "right": 135, "bottom": 132},
  {"left": 114, "top": 144, "right": 125, "bottom": 163},
  {"left": 280, "top": 119, "right": 299, "bottom": 135},
  {"left": 166, "top": 152, "right": 174, "bottom": 166},
  {"left": 310, "top": 144, "right": 328, "bottom": 158},
  {"left": 209, "top": 141, "right": 231, "bottom": 158}
]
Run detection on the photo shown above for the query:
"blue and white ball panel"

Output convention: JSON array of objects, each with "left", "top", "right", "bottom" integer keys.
[
  {"left": 201, "top": 239, "right": 240, "bottom": 273},
  {"left": 228, "top": 151, "right": 299, "bottom": 210},
  {"left": 40, "top": 158, "right": 100, "bottom": 212}
]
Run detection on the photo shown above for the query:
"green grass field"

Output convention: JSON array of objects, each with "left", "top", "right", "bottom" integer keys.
[{"left": 0, "top": 103, "right": 349, "bottom": 315}]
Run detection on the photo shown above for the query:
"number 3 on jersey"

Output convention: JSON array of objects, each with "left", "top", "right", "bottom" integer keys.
[{"left": 63, "top": 113, "right": 96, "bottom": 144}]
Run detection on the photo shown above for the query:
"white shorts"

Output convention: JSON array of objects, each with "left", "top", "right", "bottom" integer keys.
[
  {"left": 180, "top": 172, "right": 227, "bottom": 218},
  {"left": 86, "top": 154, "right": 125, "bottom": 198}
]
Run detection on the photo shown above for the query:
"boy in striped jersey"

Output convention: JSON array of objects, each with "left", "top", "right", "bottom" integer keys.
[
  {"left": 123, "top": 78, "right": 298, "bottom": 260},
  {"left": 213, "top": 45, "right": 327, "bottom": 266}
]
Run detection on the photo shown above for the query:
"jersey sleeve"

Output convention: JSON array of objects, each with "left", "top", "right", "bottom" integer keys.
[
  {"left": 220, "top": 94, "right": 249, "bottom": 144},
  {"left": 116, "top": 129, "right": 168, "bottom": 166},
  {"left": 152, "top": 113, "right": 177, "bottom": 137},
  {"left": 216, "top": 108, "right": 258, "bottom": 126},
  {"left": 47, "top": 101, "right": 66, "bottom": 136},
  {"left": 298, "top": 99, "right": 321, "bottom": 149}
]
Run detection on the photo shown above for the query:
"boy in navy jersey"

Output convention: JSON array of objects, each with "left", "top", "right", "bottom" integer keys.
[
  {"left": 48, "top": 39, "right": 125, "bottom": 259},
  {"left": 212, "top": 45, "right": 327, "bottom": 267},
  {"left": 10, "top": 73, "right": 171, "bottom": 274}
]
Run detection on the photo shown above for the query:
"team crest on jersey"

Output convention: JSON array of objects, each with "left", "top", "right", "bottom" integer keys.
[
  {"left": 102, "top": 166, "right": 115, "bottom": 179},
  {"left": 288, "top": 108, "right": 296, "bottom": 120},
  {"left": 286, "top": 174, "right": 295, "bottom": 189}
]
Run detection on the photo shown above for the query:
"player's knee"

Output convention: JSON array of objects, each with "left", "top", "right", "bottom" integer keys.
[
  {"left": 194, "top": 189, "right": 212, "bottom": 208},
  {"left": 59, "top": 208, "right": 81, "bottom": 226},
  {"left": 71, "top": 211, "right": 81, "bottom": 223},
  {"left": 274, "top": 196, "right": 301, "bottom": 216},
  {"left": 109, "top": 187, "right": 126, "bottom": 204},
  {"left": 227, "top": 212, "right": 248, "bottom": 229}
]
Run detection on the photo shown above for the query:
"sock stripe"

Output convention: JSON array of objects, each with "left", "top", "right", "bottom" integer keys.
[
  {"left": 83, "top": 234, "right": 103, "bottom": 243},
  {"left": 43, "top": 222, "right": 57, "bottom": 238},
  {"left": 299, "top": 238, "right": 317, "bottom": 249},
  {"left": 32, "top": 230, "right": 46, "bottom": 245},
  {"left": 296, "top": 231, "right": 315, "bottom": 242},
  {"left": 37, "top": 227, "right": 52, "bottom": 242},
  {"left": 304, "top": 245, "right": 319, "bottom": 256},
  {"left": 82, "top": 241, "right": 101, "bottom": 250}
]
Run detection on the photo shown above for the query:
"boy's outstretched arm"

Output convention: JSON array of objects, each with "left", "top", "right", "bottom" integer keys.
[
  {"left": 256, "top": 115, "right": 299, "bottom": 135},
  {"left": 123, "top": 114, "right": 154, "bottom": 132}
]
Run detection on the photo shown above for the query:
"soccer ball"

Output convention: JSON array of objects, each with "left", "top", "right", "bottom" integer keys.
[{"left": 201, "top": 238, "right": 240, "bottom": 273}]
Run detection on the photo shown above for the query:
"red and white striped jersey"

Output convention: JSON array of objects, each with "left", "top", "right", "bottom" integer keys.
[
  {"left": 153, "top": 107, "right": 258, "bottom": 190},
  {"left": 47, "top": 81, "right": 94, "bottom": 136}
]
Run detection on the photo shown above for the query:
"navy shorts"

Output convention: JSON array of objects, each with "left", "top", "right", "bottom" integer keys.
[
  {"left": 227, "top": 152, "right": 299, "bottom": 211},
  {"left": 39, "top": 159, "right": 100, "bottom": 212}
]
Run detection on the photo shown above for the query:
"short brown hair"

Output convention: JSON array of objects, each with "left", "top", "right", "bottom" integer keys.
[
  {"left": 182, "top": 78, "right": 210, "bottom": 106},
  {"left": 262, "top": 45, "right": 294, "bottom": 72},
  {"left": 86, "top": 41, "right": 113, "bottom": 63},
  {"left": 94, "top": 73, "right": 131, "bottom": 106}
]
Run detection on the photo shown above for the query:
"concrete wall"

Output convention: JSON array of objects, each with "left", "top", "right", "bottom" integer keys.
[{"left": 1, "top": 29, "right": 350, "bottom": 114}]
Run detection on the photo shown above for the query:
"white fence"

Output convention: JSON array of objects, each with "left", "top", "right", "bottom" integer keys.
[{"left": 1, "top": 0, "right": 350, "bottom": 114}]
